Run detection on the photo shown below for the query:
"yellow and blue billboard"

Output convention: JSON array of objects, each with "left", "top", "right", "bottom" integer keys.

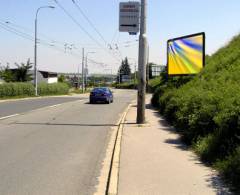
[{"left": 167, "top": 32, "right": 205, "bottom": 75}]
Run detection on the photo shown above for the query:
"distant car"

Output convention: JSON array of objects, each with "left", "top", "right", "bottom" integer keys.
[{"left": 89, "top": 87, "right": 113, "bottom": 104}]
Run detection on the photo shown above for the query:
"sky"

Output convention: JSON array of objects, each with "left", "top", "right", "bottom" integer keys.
[{"left": 0, "top": 0, "right": 240, "bottom": 74}]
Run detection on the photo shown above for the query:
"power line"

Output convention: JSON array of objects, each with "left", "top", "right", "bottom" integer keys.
[
  {"left": 72, "top": 0, "right": 108, "bottom": 46},
  {"left": 72, "top": 0, "right": 125, "bottom": 62},
  {"left": 0, "top": 22, "right": 82, "bottom": 58},
  {"left": 53, "top": 0, "right": 121, "bottom": 62},
  {"left": 0, "top": 22, "right": 105, "bottom": 67},
  {"left": 0, "top": 23, "right": 34, "bottom": 41}
]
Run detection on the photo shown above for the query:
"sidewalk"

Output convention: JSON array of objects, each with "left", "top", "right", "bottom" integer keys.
[{"left": 117, "top": 95, "right": 230, "bottom": 195}]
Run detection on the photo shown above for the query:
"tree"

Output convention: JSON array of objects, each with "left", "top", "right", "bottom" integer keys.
[
  {"left": 14, "top": 59, "right": 33, "bottom": 82},
  {"left": 117, "top": 57, "right": 132, "bottom": 83},
  {"left": 58, "top": 74, "right": 66, "bottom": 83},
  {"left": 0, "top": 63, "right": 14, "bottom": 82}
]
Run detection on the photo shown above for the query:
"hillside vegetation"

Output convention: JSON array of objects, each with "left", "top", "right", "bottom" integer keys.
[{"left": 152, "top": 34, "right": 240, "bottom": 192}]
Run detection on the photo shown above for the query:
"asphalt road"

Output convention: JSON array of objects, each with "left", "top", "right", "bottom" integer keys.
[
  {"left": 0, "top": 96, "right": 87, "bottom": 118},
  {"left": 0, "top": 89, "right": 136, "bottom": 195}
]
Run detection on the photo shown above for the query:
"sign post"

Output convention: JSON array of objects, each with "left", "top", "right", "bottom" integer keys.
[
  {"left": 119, "top": 1, "right": 147, "bottom": 124},
  {"left": 137, "top": 0, "right": 147, "bottom": 124}
]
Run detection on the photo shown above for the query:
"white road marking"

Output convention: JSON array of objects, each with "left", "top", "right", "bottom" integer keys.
[
  {"left": 0, "top": 99, "right": 86, "bottom": 121},
  {"left": 48, "top": 104, "right": 62, "bottom": 108},
  {"left": 0, "top": 114, "right": 20, "bottom": 120}
]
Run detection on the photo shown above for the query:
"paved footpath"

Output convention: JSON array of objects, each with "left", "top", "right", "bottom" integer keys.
[{"left": 118, "top": 95, "right": 231, "bottom": 195}]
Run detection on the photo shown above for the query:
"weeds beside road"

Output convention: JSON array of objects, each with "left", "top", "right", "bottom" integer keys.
[{"left": 151, "top": 34, "right": 240, "bottom": 193}]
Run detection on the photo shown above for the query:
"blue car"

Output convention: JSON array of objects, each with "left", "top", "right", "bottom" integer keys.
[{"left": 89, "top": 87, "right": 113, "bottom": 104}]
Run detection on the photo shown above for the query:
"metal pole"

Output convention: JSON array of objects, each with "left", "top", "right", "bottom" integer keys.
[
  {"left": 34, "top": 6, "right": 54, "bottom": 96},
  {"left": 85, "top": 55, "right": 88, "bottom": 91},
  {"left": 134, "top": 64, "right": 137, "bottom": 84},
  {"left": 82, "top": 48, "right": 85, "bottom": 93},
  {"left": 77, "top": 63, "right": 80, "bottom": 88},
  {"left": 84, "top": 52, "right": 95, "bottom": 90},
  {"left": 137, "top": 0, "right": 147, "bottom": 124},
  {"left": 118, "top": 71, "right": 121, "bottom": 84},
  {"left": 34, "top": 16, "right": 38, "bottom": 96}
]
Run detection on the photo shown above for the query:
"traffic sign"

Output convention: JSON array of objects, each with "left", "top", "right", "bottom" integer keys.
[{"left": 119, "top": 2, "right": 140, "bottom": 34}]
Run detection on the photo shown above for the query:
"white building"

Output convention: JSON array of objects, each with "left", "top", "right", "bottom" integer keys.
[
  {"left": 37, "top": 70, "right": 58, "bottom": 84},
  {"left": 9, "top": 69, "right": 58, "bottom": 84}
]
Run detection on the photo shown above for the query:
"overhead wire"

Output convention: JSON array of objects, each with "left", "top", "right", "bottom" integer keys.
[
  {"left": 53, "top": 0, "right": 121, "bottom": 63},
  {"left": 72, "top": 0, "right": 108, "bottom": 46},
  {"left": 0, "top": 21, "right": 107, "bottom": 67},
  {"left": 71, "top": 0, "right": 125, "bottom": 63}
]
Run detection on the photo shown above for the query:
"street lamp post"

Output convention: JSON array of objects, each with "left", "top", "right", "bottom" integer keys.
[
  {"left": 85, "top": 52, "right": 95, "bottom": 90},
  {"left": 34, "top": 6, "right": 55, "bottom": 96}
]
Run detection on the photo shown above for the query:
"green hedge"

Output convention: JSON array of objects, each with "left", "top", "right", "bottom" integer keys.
[
  {"left": 0, "top": 82, "right": 34, "bottom": 98},
  {"left": 148, "top": 77, "right": 161, "bottom": 92},
  {"left": 0, "top": 82, "right": 70, "bottom": 98},
  {"left": 38, "top": 83, "right": 70, "bottom": 96},
  {"left": 152, "top": 34, "right": 240, "bottom": 192},
  {"left": 114, "top": 82, "right": 137, "bottom": 89}
]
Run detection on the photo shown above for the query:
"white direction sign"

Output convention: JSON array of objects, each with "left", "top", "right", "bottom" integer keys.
[{"left": 119, "top": 1, "right": 140, "bottom": 34}]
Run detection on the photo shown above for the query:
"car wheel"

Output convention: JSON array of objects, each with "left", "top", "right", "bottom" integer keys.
[{"left": 106, "top": 99, "right": 110, "bottom": 104}]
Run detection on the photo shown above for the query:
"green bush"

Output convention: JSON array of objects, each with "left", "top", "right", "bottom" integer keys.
[
  {"left": 38, "top": 83, "right": 70, "bottom": 96},
  {"left": 148, "top": 77, "right": 161, "bottom": 92},
  {"left": 115, "top": 82, "right": 137, "bottom": 89},
  {"left": 151, "top": 34, "right": 240, "bottom": 191},
  {"left": 0, "top": 82, "right": 70, "bottom": 98},
  {"left": 215, "top": 147, "right": 240, "bottom": 193},
  {"left": 0, "top": 82, "right": 34, "bottom": 98}
]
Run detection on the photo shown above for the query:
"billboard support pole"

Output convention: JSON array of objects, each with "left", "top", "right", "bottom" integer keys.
[{"left": 137, "top": 0, "right": 147, "bottom": 124}]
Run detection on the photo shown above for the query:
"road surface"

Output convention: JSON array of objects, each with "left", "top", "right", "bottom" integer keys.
[
  {"left": 0, "top": 89, "right": 136, "bottom": 195},
  {"left": 0, "top": 96, "right": 87, "bottom": 118}
]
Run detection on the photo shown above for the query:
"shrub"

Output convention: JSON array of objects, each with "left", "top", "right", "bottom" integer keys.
[
  {"left": 151, "top": 33, "right": 240, "bottom": 191},
  {"left": 148, "top": 77, "right": 161, "bottom": 93},
  {"left": 215, "top": 147, "right": 240, "bottom": 193},
  {"left": 0, "top": 82, "right": 34, "bottom": 98},
  {"left": 38, "top": 83, "right": 70, "bottom": 96},
  {"left": 115, "top": 82, "right": 137, "bottom": 89}
]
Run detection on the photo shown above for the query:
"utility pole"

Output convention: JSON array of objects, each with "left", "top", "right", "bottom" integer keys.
[
  {"left": 77, "top": 63, "right": 80, "bottom": 89},
  {"left": 82, "top": 48, "right": 85, "bottom": 93},
  {"left": 137, "top": 0, "right": 147, "bottom": 124},
  {"left": 134, "top": 64, "right": 137, "bottom": 85},
  {"left": 85, "top": 52, "right": 95, "bottom": 91}
]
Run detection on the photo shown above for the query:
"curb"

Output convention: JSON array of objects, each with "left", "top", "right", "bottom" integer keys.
[
  {"left": 93, "top": 103, "right": 132, "bottom": 195},
  {"left": 107, "top": 104, "right": 131, "bottom": 195}
]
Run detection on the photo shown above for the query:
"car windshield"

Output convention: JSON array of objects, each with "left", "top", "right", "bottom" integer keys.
[{"left": 92, "top": 88, "right": 109, "bottom": 93}]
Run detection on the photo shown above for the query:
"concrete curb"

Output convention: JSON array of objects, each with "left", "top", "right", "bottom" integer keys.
[
  {"left": 93, "top": 103, "right": 132, "bottom": 195},
  {"left": 107, "top": 104, "right": 132, "bottom": 195}
]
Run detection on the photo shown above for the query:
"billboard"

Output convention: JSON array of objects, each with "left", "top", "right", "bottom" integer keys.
[{"left": 167, "top": 32, "right": 205, "bottom": 75}]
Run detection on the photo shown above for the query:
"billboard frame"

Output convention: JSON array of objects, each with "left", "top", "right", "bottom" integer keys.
[{"left": 167, "top": 32, "right": 206, "bottom": 76}]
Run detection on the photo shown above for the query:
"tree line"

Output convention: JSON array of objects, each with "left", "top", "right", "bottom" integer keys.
[{"left": 0, "top": 59, "right": 33, "bottom": 82}]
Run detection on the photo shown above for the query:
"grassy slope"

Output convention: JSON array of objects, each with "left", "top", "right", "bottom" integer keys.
[{"left": 153, "top": 34, "right": 240, "bottom": 192}]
